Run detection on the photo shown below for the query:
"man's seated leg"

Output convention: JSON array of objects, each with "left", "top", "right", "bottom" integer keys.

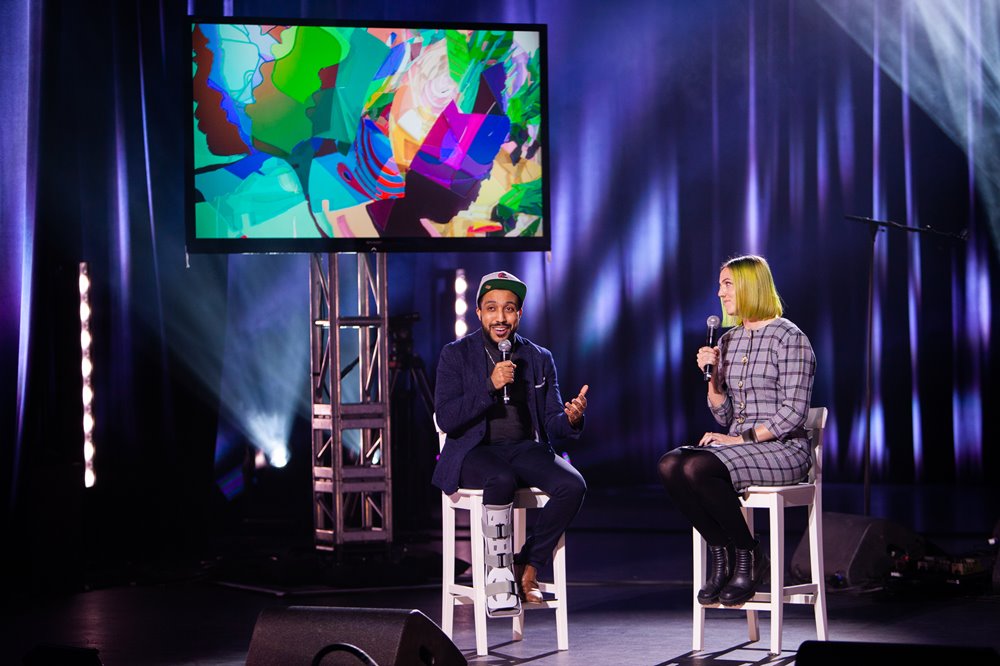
[
  {"left": 482, "top": 502, "right": 522, "bottom": 618},
  {"left": 509, "top": 443, "right": 587, "bottom": 601}
]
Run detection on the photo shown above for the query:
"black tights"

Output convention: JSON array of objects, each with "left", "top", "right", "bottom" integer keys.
[{"left": 657, "top": 448, "right": 755, "bottom": 549}]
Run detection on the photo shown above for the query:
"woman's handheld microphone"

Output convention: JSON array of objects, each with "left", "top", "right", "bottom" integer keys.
[{"left": 703, "top": 315, "right": 720, "bottom": 381}]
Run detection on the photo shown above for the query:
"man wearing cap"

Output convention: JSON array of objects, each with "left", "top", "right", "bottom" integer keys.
[{"left": 433, "top": 270, "right": 589, "bottom": 618}]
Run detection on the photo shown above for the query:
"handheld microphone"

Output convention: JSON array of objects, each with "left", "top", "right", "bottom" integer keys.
[
  {"left": 703, "top": 315, "right": 721, "bottom": 381},
  {"left": 498, "top": 339, "right": 512, "bottom": 404}
]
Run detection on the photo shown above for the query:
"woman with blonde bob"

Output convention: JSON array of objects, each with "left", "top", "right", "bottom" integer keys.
[{"left": 658, "top": 255, "right": 816, "bottom": 606}]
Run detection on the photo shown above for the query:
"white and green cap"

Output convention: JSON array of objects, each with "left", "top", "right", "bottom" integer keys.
[{"left": 477, "top": 271, "right": 527, "bottom": 305}]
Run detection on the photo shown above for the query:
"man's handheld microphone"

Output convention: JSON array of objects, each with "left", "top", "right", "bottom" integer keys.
[
  {"left": 703, "top": 315, "right": 721, "bottom": 381},
  {"left": 498, "top": 339, "right": 512, "bottom": 403}
]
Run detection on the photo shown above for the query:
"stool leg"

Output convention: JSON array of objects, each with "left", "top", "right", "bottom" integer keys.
[
  {"left": 553, "top": 532, "right": 569, "bottom": 650},
  {"left": 741, "top": 507, "right": 760, "bottom": 642},
  {"left": 470, "top": 500, "right": 489, "bottom": 656},
  {"left": 809, "top": 494, "right": 829, "bottom": 640},
  {"left": 768, "top": 496, "right": 785, "bottom": 655},
  {"left": 512, "top": 507, "right": 526, "bottom": 642},
  {"left": 441, "top": 494, "right": 456, "bottom": 637},
  {"left": 692, "top": 529, "right": 707, "bottom": 651}
]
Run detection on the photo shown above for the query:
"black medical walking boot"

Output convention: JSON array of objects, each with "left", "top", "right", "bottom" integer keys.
[
  {"left": 697, "top": 543, "right": 734, "bottom": 605},
  {"left": 719, "top": 540, "right": 769, "bottom": 606}
]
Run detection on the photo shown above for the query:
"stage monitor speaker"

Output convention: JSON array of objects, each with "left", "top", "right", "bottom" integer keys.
[
  {"left": 796, "top": 639, "right": 1000, "bottom": 664},
  {"left": 992, "top": 517, "right": 1000, "bottom": 593},
  {"left": 790, "top": 511, "right": 925, "bottom": 587},
  {"left": 23, "top": 645, "right": 103, "bottom": 665},
  {"left": 245, "top": 606, "right": 467, "bottom": 666}
]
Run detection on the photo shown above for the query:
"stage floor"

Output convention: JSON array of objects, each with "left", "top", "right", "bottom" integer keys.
[{"left": 3, "top": 483, "right": 998, "bottom": 665}]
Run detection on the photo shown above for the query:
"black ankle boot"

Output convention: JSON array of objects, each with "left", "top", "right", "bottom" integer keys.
[
  {"left": 697, "top": 543, "right": 733, "bottom": 605},
  {"left": 719, "top": 540, "right": 769, "bottom": 606}
]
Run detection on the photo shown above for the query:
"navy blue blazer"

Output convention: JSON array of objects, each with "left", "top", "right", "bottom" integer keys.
[{"left": 432, "top": 331, "right": 584, "bottom": 494}]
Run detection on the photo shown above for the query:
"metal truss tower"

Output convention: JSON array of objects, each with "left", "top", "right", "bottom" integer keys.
[{"left": 309, "top": 253, "right": 392, "bottom": 550}]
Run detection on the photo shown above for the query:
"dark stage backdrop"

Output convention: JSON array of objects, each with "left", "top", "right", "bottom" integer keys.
[{"left": 1, "top": 0, "right": 997, "bottom": 583}]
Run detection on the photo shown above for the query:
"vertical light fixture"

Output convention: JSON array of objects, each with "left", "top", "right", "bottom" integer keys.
[
  {"left": 79, "top": 262, "right": 95, "bottom": 488},
  {"left": 454, "top": 269, "right": 468, "bottom": 339}
]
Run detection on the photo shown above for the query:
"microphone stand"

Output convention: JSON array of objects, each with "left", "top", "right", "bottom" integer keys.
[{"left": 845, "top": 215, "right": 966, "bottom": 516}]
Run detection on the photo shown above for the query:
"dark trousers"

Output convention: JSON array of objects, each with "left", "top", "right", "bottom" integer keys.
[
  {"left": 459, "top": 440, "right": 587, "bottom": 569},
  {"left": 657, "top": 447, "right": 755, "bottom": 549}
]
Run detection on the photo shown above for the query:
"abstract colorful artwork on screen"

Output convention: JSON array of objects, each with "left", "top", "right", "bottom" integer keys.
[{"left": 191, "top": 23, "right": 544, "bottom": 241}]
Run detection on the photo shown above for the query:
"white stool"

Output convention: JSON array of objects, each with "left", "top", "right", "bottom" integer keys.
[
  {"left": 436, "top": 417, "right": 569, "bottom": 656},
  {"left": 693, "top": 406, "right": 830, "bottom": 655}
]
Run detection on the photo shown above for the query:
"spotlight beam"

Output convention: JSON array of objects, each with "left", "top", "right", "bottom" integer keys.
[{"left": 818, "top": 0, "right": 1000, "bottom": 255}]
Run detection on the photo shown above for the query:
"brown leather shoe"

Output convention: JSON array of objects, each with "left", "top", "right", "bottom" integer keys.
[{"left": 519, "top": 563, "right": 544, "bottom": 603}]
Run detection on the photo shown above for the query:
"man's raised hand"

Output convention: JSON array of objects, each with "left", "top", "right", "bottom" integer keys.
[{"left": 564, "top": 384, "right": 589, "bottom": 427}]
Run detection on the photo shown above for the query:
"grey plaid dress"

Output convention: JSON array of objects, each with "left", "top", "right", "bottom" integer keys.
[{"left": 706, "top": 317, "right": 816, "bottom": 492}]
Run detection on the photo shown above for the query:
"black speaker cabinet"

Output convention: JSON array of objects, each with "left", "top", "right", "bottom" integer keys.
[
  {"left": 245, "top": 606, "right": 467, "bottom": 666},
  {"left": 797, "top": 640, "right": 1000, "bottom": 664},
  {"left": 993, "top": 517, "right": 1000, "bottom": 593},
  {"left": 993, "top": 543, "right": 1000, "bottom": 593},
  {"left": 23, "top": 645, "right": 103, "bottom": 666},
  {"left": 790, "top": 512, "right": 925, "bottom": 587}
]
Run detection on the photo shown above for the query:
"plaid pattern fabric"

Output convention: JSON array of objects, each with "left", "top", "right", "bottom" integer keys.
[{"left": 707, "top": 318, "right": 816, "bottom": 491}]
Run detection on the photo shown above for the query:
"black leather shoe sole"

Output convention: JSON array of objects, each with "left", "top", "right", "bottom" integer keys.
[
  {"left": 697, "top": 591, "right": 720, "bottom": 605},
  {"left": 719, "top": 586, "right": 757, "bottom": 606}
]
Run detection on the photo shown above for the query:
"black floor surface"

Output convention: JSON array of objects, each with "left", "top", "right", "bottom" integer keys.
[{"left": 3, "top": 483, "right": 999, "bottom": 665}]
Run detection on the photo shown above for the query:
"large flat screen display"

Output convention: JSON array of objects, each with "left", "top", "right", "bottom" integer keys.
[{"left": 187, "top": 18, "right": 549, "bottom": 253}]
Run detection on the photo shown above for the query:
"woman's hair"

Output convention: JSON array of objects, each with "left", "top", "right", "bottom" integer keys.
[{"left": 721, "top": 254, "right": 783, "bottom": 326}]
